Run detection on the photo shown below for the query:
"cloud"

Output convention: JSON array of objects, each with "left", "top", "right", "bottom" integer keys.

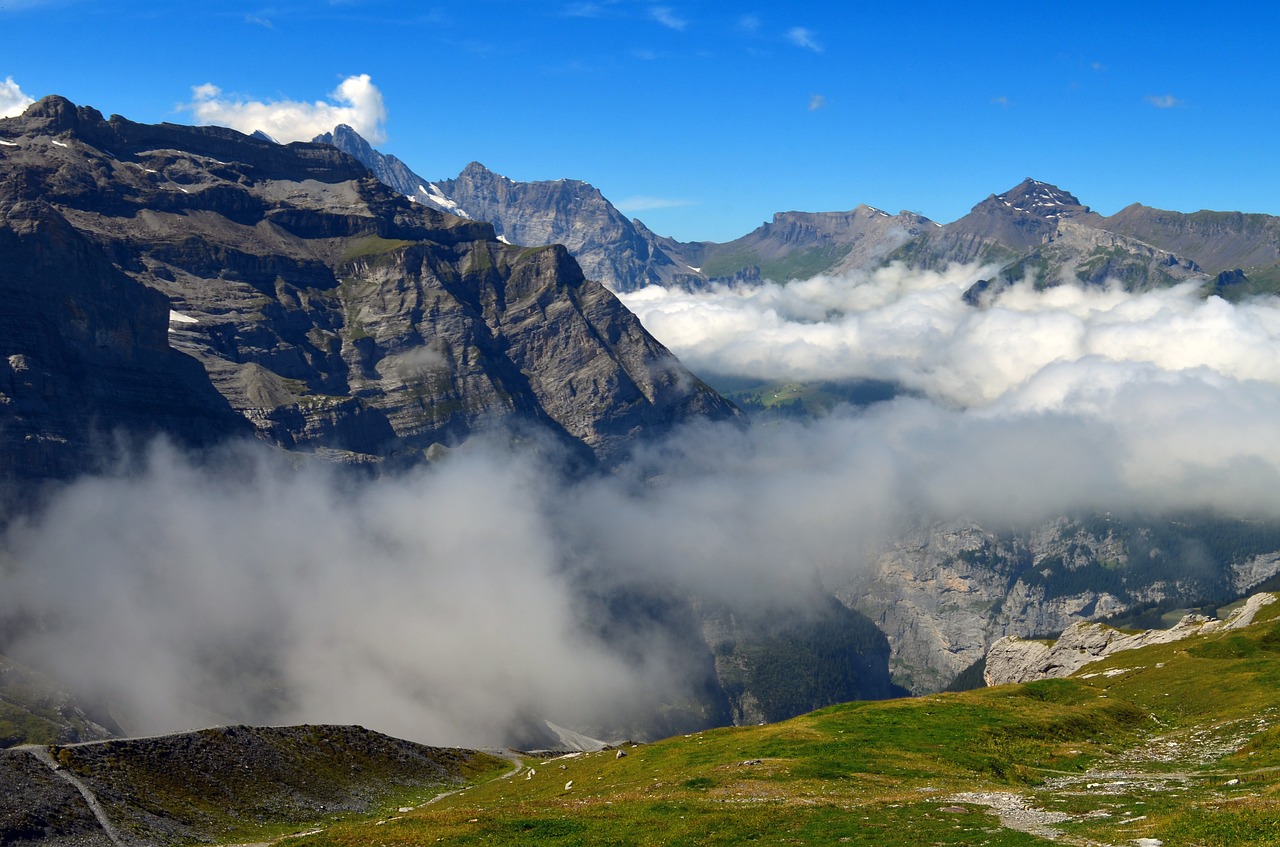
[
  {"left": 10, "top": 267, "right": 1280, "bottom": 747},
  {"left": 245, "top": 13, "right": 273, "bottom": 28},
  {"left": 561, "top": 1, "right": 615, "bottom": 17},
  {"left": 808, "top": 94, "right": 826, "bottom": 111},
  {"left": 992, "top": 95, "right": 1010, "bottom": 107},
  {"left": 650, "top": 5, "right": 687, "bottom": 30},
  {"left": 617, "top": 264, "right": 1280, "bottom": 410},
  {"left": 737, "top": 13, "right": 761, "bottom": 33},
  {"left": 184, "top": 73, "right": 387, "bottom": 144},
  {"left": 787, "top": 26, "right": 822, "bottom": 53},
  {"left": 615, "top": 195, "right": 697, "bottom": 212},
  {"left": 1145, "top": 94, "right": 1183, "bottom": 109},
  {"left": 0, "top": 76, "right": 35, "bottom": 118}
]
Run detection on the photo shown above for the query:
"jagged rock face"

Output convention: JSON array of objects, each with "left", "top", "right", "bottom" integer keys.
[
  {"left": 0, "top": 193, "right": 250, "bottom": 482},
  {"left": 983, "top": 593, "right": 1277, "bottom": 686},
  {"left": 434, "top": 162, "right": 686, "bottom": 292},
  {"left": 313, "top": 124, "right": 472, "bottom": 219},
  {"left": 0, "top": 97, "right": 739, "bottom": 469},
  {"left": 837, "top": 516, "right": 1280, "bottom": 693}
]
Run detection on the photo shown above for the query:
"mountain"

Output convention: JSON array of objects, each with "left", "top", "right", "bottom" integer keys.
[
  {"left": 1100, "top": 203, "right": 1280, "bottom": 297},
  {"left": 1, "top": 96, "right": 905, "bottom": 748},
  {"left": 312, "top": 124, "right": 473, "bottom": 220},
  {"left": 0, "top": 96, "right": 739, "bottom": 470},
  {"left": 312, "top": 127, "right": 939, "bottom": 290},
  {"left": 313, "top": 128, "right": 689, "bottom": 292},
  {"left": 843, "top": 513, "right": 1280, "bottom": 693},
  {"left": 892, "top": 178, "right": 1104, "bottom": 272},
  {"left": 984, "top": 591, "right": 1276, "bottom": 686},
  {"left": 681, "top": 206, "right": 937, "bottom": 284},
  {"left": 433, "top": 162, "right": 690, "bottom": 292},
  {"left": 0, "top": 653, "right": 120, "bottom": 746},
  {"left": 313, "top": 127, "right": 1279, "bottom": 301}
]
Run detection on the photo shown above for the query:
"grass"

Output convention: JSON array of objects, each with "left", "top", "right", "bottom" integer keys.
[
  {"left": 338, "top": 235, "right": 415, "bottom": 265},
  {"left": 290, "top": 596, "right": 1280, "bottom": 847},
  {"left": 712, "top": 378, "right": 900, "bottom": 420},
  {"left": 699, "top": 244, "right": 852, "bottom": 283}
]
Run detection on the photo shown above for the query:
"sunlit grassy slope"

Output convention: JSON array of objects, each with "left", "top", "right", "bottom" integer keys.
[{"left": 296, "top": 597, "right": 1280, "bottom": 847}]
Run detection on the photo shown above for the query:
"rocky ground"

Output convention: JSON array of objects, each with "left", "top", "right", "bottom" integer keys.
[{"left": 0, "top": 724, "right": 502, "bottom": 847}]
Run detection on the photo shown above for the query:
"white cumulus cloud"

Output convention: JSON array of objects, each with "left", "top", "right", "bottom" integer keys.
[
  {"left": 184, "top": 73, "right": 387, "bottom": 144},
  {"left": 0, "top": 76, "right": 35, "bottom": 118}
]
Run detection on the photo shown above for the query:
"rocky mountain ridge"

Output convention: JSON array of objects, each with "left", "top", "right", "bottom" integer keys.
[
  {"left": 321, "top": 122, "right": 1278, "bottom": 299},
  {"left": 0, "top": 96, "right": 739, "bottom": 471},
  {"left": 841, "top": 515, "right": 1280, "bottom": 693}
]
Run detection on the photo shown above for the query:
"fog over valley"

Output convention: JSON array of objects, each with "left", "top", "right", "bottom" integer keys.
[{"left": 5, "top": 262, "right": 1280, "bottom": 746}]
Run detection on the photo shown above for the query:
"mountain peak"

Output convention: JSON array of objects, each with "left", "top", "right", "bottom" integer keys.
[
  {"left": 992, "top": 178, "right": 1090, "bottom": 219},
  {"left": 11, "top": 94, "right": 105, "bottom": 135}
]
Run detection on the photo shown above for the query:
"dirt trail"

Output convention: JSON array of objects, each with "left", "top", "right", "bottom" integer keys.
[{"left": 16, "top": 744, "right": 128, "bottom": 847}]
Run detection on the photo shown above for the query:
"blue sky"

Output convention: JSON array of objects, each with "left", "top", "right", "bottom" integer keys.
[{"left": 2, "top": 0, "right": 1277, "bottom": 242}]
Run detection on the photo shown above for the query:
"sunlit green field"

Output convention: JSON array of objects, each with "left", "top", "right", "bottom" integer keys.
[{"left": 288, "top": 599, "right": 1280, "bottom": 847}]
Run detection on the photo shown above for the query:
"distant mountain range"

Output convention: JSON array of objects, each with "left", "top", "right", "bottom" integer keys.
[{"left": 318, "top": 124, "right": 1280, "bottom": 298}]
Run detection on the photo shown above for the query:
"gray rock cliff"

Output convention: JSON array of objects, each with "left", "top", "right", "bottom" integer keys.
[
  {"left": 0, "top": 96, "right": 740, "bottom": 470},
  {"left": 983, "top": 592, "right": 1277, "bottom": 686}
]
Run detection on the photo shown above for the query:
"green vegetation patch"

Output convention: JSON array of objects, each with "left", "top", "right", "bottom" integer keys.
[
  {"left": 700, "top": 244, "right": 852, "bottom": 283},
  {"left": 338, "top": 235, "right": 415, "bottom": 265}
]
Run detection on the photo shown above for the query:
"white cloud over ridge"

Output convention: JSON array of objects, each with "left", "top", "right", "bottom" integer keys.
[
  {"left": 618, "top": 264, "right": 1280, "bottom": 410},
  {"left": 184, "top": 74, "right": 387, "bottom": 144},
  {"left": 0, "top": 76, "right": 35, "bottom": 118}
]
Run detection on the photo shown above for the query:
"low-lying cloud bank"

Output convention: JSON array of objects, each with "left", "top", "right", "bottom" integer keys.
[
  {"left": 6, "top": 269, "right": 1280, "bottom": 746},
  {"left": 618, "top": 265, "right": 1280, "bottom": 409}
]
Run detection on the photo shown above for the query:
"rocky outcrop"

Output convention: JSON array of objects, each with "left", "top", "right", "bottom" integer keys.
[
  {"left": 682, "top": 206, "right": 936, "bottom": 284},
  {"left": 0, "top": 192, "right": 251, "bottom": 482},
  {"left": 0, "top": 96, "right": 739, "bottom": 470},
  {"left": 963, "top": 218, "right": 1207, "bottom": 304},
  {"left": 983, "top": 593, "right": 1278, "bottom": 686},
  {"left": 839, "top": 515, "right": 1280, "bottom": 693},
  {"left": 1101, "top": 204, "right": 1280, "bottom": 278},
  {"left": 433, "top": 162, "right": 688, "bottom": 292}
]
